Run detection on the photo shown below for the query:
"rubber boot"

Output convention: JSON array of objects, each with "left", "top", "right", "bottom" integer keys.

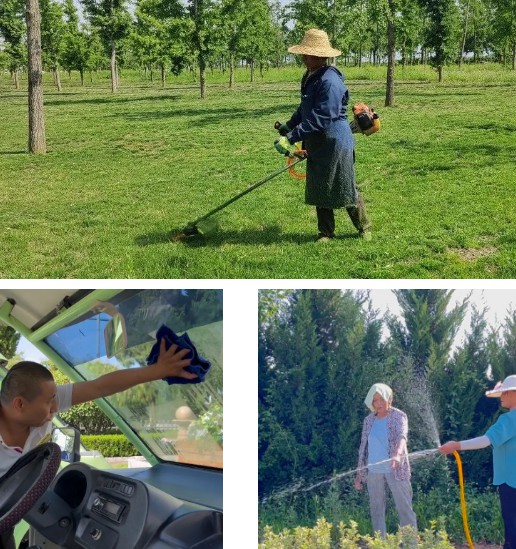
[{"left": 346, "top": 192, "right": 371, "bottom": 238}]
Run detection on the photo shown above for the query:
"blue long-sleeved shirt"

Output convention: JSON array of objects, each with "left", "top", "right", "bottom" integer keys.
[{"left": 287, "top": 65, "right": 349, "bottom": 144}]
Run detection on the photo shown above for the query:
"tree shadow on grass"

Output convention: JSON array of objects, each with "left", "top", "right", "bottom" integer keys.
[
  {"left": 464, "top": 122, "right": 516, "bottom": 132},
  {"left": 116, "top": 103, "right": 295, "bottom": 124},
  {"left": 44, "top": 94, "right": 183, "bottom": 107},
  {"left": 0, "top": 150, "right": 26, "bottom": 155},
  {"left": 398, "top": 90, "right": 484, "bottom": 98},
  {"left": 135, "top": 225, "right": 359, "bottom": 247}
]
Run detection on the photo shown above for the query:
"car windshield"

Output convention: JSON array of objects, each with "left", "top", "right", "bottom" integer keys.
[{"left": 44, "top": 289, "right": 223, "bottom": 469}]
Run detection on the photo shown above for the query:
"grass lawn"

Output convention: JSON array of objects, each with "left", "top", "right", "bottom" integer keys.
[{"left": 1, "top": 64, "right": 515, "bottom": 278}]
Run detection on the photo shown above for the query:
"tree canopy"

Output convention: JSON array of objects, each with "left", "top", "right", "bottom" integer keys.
[{"left": 1, "top": 0, "right": 514, "bottom": 100}]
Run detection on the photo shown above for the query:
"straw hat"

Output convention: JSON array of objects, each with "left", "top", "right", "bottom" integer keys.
[
  {"left": 288, "top": 29, "right": 341, "bottom": 58},
  {"left": 485, "top": 375, "right": 516, "bottom": 398}
]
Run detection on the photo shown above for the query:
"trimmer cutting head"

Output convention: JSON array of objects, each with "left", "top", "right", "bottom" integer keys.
[
  {"left": 173, "top": 217, "right": 220, "bottom": 241},
  {"left": 182, "top": 224, "right": 202, "bottom": 236},
  {"left": 173, "top": 223, "right": 201, "bottom": 241}
]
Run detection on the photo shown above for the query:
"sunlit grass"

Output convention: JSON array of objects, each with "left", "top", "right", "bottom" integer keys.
[{"left": 0, "top": 65, "right": 515, "bottom": 278}]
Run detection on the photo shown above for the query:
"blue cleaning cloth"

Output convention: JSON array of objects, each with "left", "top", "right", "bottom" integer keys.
[{"left": 146, "top": 325, "right": 211, "bottom": 384}]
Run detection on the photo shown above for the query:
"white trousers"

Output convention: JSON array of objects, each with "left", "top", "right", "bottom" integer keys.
[{"left": 367, "top": 471, "right": 418, "bottom": 537}]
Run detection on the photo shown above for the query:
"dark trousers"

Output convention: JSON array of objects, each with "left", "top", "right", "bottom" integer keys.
[
  {"left": 500, "top": 483, "right": 516, "bottom": 549},
  {"left": 316, "top": 192, "right": 370, "bottom": 237},
  {"left": 0, "top": 527, "right": 15, "bottom": 549}
]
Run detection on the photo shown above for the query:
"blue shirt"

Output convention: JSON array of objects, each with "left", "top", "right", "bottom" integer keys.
[
  {"left": 287, "top": 66, "right": 350, "bottom": 145},
  {"left": 368, "top": 417, "right": 391, "bottom": 473},
  {"left": 485, "top": 409, "right": 516, "bottom": 488}
]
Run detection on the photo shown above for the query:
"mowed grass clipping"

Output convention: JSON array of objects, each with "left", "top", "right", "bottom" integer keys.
[{"left": 0, "top": 65, "right": 515, "bottom": 279}]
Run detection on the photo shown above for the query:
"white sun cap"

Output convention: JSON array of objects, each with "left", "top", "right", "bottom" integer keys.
[{"left": 485, "top": 375, "right": 516, "bottom": 398}]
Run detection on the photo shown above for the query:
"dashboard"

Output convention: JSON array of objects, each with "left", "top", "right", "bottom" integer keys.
[{"left": 25, "top": 462, "right": 223, "bottom": 549}]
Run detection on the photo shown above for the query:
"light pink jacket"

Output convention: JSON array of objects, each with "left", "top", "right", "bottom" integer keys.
[{"left": 356, "top": 406, "right": 411, "bottom": 482}]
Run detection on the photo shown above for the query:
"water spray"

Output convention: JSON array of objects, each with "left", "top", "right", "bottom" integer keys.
[{"left": 261, "top": 448, "right": 439, "bottom": 504}]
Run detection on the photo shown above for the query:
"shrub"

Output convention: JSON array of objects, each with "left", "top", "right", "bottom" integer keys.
[
  {"left": 259, "top": 521, "right": 455, "bottom": 549},
  {"left": 260, "top": 518, "right": 333, "bottom": 549},
  {"left": 82, "top": 434, "right": 138, "bottom": 457},
  {"left": 259, "top": 486, "right": 504, "bottom": 545}
]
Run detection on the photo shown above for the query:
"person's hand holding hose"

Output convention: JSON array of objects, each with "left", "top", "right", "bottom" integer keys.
[{"left": 439, "top": 441, "right": 461, "bottom": 454}]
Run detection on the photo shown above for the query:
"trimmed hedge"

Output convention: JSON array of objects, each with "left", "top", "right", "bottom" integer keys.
[{"left": 82, "top": 435, "right": 138, "bottom": 458}]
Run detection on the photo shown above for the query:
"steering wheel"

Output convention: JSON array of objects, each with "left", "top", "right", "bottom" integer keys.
[{"left": 0, "top": 442, "right": 61, "bottom": 534}]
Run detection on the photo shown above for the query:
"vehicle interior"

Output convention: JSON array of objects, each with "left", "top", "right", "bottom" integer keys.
[{"left": 0, "top": 289, "right": 223, "bottom": 549}]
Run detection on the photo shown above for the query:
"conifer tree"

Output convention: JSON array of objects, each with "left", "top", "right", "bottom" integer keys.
[{"left": 389, "top": 289, "right": 468, "bottom": 379}]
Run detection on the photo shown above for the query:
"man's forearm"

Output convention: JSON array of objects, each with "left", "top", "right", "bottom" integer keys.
[{"left": 72, "top": 366, "right": 159, "bottom": 405}]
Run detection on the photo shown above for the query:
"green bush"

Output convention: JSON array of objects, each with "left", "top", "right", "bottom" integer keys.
[
  {"left": 82, "top": 435, "right": 138, "bottom": 457},
  {"left": 259, "top": 520, "right": 455, "bottom": 549},
  {"left": 259, "top": 484, "right": 504, "bottom": 545}
]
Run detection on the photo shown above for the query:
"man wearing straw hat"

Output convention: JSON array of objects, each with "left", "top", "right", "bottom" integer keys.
[
  {"left": 440, "top": 375, "right": 516, "bottom": 549},
  {"left": 275, "top": 28, "right": 371, "bottom": 242}
]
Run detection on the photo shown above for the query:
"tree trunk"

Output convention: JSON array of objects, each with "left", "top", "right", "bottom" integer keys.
[
  {"left": 110, "top": 43, "right": 117, "bottom": 93},
  {"left": 161, "top": 63, "right": 165, "bottom": 88},
  {"left": 438, "top": 65, "right": 443, "bottom": 82},
  {"left": 250, "top": 60, "right": 254, "bottom": 82},
  {"left": 80, "top": 69, "right": 84, "bottom": 86},
  {"left": 459, "top": 0, "right": 470, "bottom": 68},
  {"left": 513, "top": 43, "right": 516, "bottom": 70},
  {"left": 199, "top": 54, "right": 206, "bottom": 99},
  {"left": 385, "top": 3, "right": 396, "bottom": 107},
  {"left": 26, "top": 0, "right": 46, "bottom": 153},
  {"left": 229, "top": 53, "right": 234, "bottom": 88},
  {"left": 53, "top": 67, "right": 62, "bottom": 91}
]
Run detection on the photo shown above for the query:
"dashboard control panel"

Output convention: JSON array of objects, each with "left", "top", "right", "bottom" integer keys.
[{"left": 91, "top": 495, "right": 126, "bottom": 523}]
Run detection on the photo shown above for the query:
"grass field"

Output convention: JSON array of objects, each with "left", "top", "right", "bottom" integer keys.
[{"left": 1, "top": 64, "right": 515, "bottom": 278}]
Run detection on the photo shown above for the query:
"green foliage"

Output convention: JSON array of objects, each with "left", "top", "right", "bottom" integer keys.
[
  {"left": 0, "top": 0, "right": 514, "bottom": 86},
  {"left": 0, "top": 0, "right": 26, "bottom": 72},
  {"left": 259, "top": 290, "right": 388, "bottom": 496},
  {"left": 260, "top": 487, "right": 504, "bottom": 545},
  {"left": 131, "top": 0, "right": 191, "bottom": 80},
  {"left": 259, "top": 520, "right": 455, "bottom": 549},
  {"left": 419, "top": 0, "right": 462, "bottom": 77},
  {"left": 196, "top": 401, "right": 223, "bottom": 444},
  {"left": 40, "top": 0, "right": 66, "bottom": 71},
  {"left": 260, "top": 518, "right": 333, "bottom": 549},
  {"left": 60, "top": 401, "right": 119, "bottom": 435},
  {"left": 82, "top": 434, "right": 138, "bottom": 457},
  {"left": 0, "top": 325, "right": 20, "bottom": 360}
]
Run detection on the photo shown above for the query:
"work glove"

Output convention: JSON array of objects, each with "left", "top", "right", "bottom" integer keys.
[
  {"left": 274, "top": 136, "right": 290, "bottom": 156},
  {"left": 276, "top": 122, "right": 291, "bottom": 136}
]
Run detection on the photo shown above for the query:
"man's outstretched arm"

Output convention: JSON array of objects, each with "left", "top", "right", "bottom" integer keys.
[{"left": 71, "top": 340, "right": 195, "bottom": 405}]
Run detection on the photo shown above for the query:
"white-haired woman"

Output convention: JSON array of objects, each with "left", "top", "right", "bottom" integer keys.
[
  {"left": 440, "top": 375, "right": 516, "bottom": 549},
  {"left": 354, "top": 383, "right": 417, "bottom": 537}
]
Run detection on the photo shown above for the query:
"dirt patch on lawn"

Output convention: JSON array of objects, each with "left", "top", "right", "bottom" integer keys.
[{"left": 450, "top": 246, "right": 497, "bottom": 261}]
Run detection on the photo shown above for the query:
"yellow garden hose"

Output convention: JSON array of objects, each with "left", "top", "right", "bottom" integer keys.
[{"left": 453, "top": 451, "right": 475, "bottom": 549}]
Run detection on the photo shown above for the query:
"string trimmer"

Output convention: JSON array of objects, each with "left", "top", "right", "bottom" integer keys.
[
  {"left": 174, "top": 104, "right": 378, "bottom": 240},
  {"left": 174, "top": 145, "right": 306, "bottom": 240}
]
